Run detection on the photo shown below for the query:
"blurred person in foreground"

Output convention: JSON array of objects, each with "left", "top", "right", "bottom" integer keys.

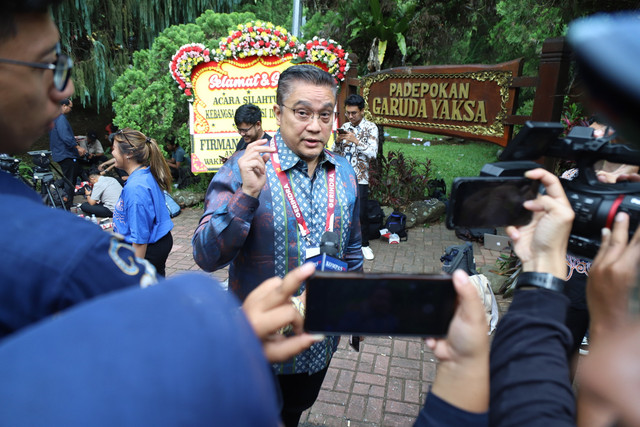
[{"left": 0, "top": 0, "right": 159, "bottom": 339}]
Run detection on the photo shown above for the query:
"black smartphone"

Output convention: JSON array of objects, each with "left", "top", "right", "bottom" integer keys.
[
  {"left": 304, "top": 272, "right": 456, "bottom": 337},
  {"left": 337, "top": 128, "right": 348, "bottom": 134},
  {"left": 446, "top": 176, "right": 540, "bottom": 229}
]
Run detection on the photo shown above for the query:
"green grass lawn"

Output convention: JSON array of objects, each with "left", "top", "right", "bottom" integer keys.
[{"left": 381, "top": 128, "right": 502, "bottom": 194}]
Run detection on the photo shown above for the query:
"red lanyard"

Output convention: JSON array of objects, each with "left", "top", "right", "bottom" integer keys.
[{"left": 269, "top": 138, "right": 336, "bottom": 239}]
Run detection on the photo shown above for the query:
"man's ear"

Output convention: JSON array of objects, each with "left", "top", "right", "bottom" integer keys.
[{"left": 274, "top": 105, "right": 281, "bottom": 127}]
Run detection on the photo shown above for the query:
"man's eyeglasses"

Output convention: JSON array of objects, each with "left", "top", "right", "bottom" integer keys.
[
  {"left": 281, "top": 105, "right": 333, "bottom": 124},
  {"left": 345, "top": 111, "right": 360, "bottom": 117},
  {"left": 236, "top": 123, "right": 255, "bottom": 135},
  {"left": 0, "top": 44, "right": 73, "bottom": 92}
]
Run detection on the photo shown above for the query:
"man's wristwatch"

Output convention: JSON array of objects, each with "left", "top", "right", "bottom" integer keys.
[{"left": 516, "top": 272, "right": 565, "bottom": 293}]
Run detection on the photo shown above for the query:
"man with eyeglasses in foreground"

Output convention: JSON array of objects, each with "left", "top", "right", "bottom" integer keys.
[
  {"left": 0, "top": 1, "right": 163, "bottom": 340},
  {"left": 233, "top": 103, "right": 272, "bottom": 152},
  {"left": 193, "top": 64, "right": 364, "bottom": 427}
]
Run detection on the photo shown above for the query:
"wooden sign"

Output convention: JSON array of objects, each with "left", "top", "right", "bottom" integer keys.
[{"left": 361, "top": 60, "right": 522, "bottom": 146}]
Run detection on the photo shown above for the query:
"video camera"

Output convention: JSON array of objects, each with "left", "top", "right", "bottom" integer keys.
[
  {"left": 0, "top": 153, "right": 21, "bottom": 176},
  {"left": 449, "top": 11, "right": 640, "bottom": 260},
  {"left": 477, "top": 121, "right": 640, "bottom": 259},
  {"left": 27, "top": 150, "right": 53, "bottom": 174}
]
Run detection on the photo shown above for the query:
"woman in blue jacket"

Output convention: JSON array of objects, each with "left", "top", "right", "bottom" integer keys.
[{"left": 112, "top": 128, "right": 174, "bottom": 276}]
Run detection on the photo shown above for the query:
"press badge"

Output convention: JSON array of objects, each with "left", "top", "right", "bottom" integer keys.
[{"left": 305, "top": 247, "right": 320, "bottom": 259}]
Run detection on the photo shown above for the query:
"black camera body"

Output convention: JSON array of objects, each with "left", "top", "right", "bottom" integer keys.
[
  {"left": 0, "top": 153, "right": 21, "bottom": 176},
  {"left": 465, "top": 121, "right": 640, "bottom": 259},
  {"left": 27, "top": 150, "right": 53, "bottom": 174}
]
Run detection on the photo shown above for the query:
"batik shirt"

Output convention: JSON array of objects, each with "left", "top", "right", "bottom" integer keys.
[
  {"left": 334, "top": 117, "right": 378, "bottom": 185},
  {"left": 192, "top": 130, "right": 363, "bottom": 375}
]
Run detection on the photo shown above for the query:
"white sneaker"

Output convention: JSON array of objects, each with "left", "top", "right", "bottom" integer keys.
[{"left": 362, "top": 246, "right": 374, "bottom": 260}]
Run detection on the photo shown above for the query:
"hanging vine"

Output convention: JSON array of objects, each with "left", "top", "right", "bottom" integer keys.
[{"left": 50, "top": 0, "right": 242, "bottom": 111}]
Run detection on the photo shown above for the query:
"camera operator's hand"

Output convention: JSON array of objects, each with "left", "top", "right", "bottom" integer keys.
[
  {"left": 427, "top": 270, "right": 489, "bottom": 413},
  {"left": 242, "top": 262, "right": 323, "bottom": 363},
  {"left": 586, "top": 212, "right": 640, "bottom": 344},
  {"left": 506, "top": 168, "right": 574, "bottom": 278}
]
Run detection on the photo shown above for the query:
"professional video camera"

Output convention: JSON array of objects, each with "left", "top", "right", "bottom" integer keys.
[
  {"left": 481, "top": 121, "right": 640, "bottom": 259},
  {"left": 27, "top": 150, "right": 53, "bottom": 174},
  {"left": 448, "top": 11, "right": 640, "bottom": 260}
]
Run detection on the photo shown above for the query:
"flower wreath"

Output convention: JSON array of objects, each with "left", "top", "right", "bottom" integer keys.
[
  {"left": 169, "top": 21, "right": 352, "bottom": 96},
  {"left": 218, "top": 21, "right": 299, "bottom": 60},
  {"left": 169, "top": 43, "right": 211, "bottom": 97},
  {"left": 294, "top": 36, "right": 350, "bottom": 82}
]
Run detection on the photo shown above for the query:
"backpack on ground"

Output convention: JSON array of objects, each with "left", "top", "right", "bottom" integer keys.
[
  {"left": 163, "top": 190, "right": 181, "bottom": 218},
  {"left": 384, "top": 211, "right": 408, "bottom": 241},
  {"left": 365, "top": 199, "right": 384, "bottom": 241},
  {"left": 427, "top": 178, "right": 447, "bottom": 201},
  {"left": 440, "top": 241, "right": 478, "bottom": 276}
]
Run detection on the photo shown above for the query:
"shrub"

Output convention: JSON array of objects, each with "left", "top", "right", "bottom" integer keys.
[{"left": 369, "top": 150, "right": 432, "bottom": 210}]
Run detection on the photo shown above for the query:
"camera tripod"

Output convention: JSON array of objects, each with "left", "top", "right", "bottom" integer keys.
[{"left": 31, "top": 170, "right": 69, "bottom": 211}]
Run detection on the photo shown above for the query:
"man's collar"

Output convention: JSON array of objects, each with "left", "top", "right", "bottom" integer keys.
[{"left": 274, "top": 130, "right": 336, "bottom": 172}]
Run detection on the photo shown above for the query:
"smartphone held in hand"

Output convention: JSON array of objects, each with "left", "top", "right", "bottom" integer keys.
[
  {"left": 304, "top": 272, "right": 456, "bottom": 337},
  {"left": 446, "top": 176, "right": 540, "bottom": 229}
]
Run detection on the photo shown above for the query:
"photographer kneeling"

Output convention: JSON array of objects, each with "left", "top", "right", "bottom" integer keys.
[{"left": 80, "top": 168, "right": 122, "bottom": 218}]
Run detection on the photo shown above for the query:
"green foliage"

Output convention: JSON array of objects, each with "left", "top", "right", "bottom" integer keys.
[
  {"left": 301, "top": 9, "right": 342, "bottom": 40},
  {"left": 489, "top": 0, "right": 565, "bottom": 75},
  {"left": 51, "top": 0, "right": 243, "bottom": 111},
  {"left": 343, "top": 0, "right": 417, "bottom": 70},
  {"left": 112, "top": 11, "right": 256, "bottom": 154},
  {"left": 369, "top": 150, "right": 433, "bottom": 210},
  {"left": 381, "top": 139, "right": 500, "bottom": 195},
  {"left": 236, "top": 0, "right": 292, "bottom": 28}
]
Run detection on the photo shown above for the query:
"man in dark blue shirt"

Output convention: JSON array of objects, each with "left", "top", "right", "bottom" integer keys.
[
  {"left": 0, "top": 0, "right": 157, "bottom": 340},
  {"left": 49, "top": 97, "right": 85, "bottom": 205}
]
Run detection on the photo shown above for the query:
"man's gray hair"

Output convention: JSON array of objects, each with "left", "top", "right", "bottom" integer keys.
[{"left": 276, "top": 65, "right": 338, "bottom": 106}]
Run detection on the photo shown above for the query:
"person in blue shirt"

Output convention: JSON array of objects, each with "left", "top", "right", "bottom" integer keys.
[
  {"left": 49, "top": 97, "right": 86, "bottom": 205},
  {"left": 112, "top": 128, "right": 174, "bottom": 276}
]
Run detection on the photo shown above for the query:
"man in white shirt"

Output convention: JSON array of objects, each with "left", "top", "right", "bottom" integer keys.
[{"left": 334, "top": 94, "right": 378, "bottom": 260}]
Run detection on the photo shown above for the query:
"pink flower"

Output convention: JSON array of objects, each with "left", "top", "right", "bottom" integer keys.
[{"left": 184, "top": 89, "right": 192, "bottom": 96}]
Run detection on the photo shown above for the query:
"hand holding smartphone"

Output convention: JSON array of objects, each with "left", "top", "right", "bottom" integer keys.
[
  {"left": 304, "top": 272, "right": 456, "bottom": 337},
  {"left": 446, "top": 176, "right": 540, "bottom": 229}
]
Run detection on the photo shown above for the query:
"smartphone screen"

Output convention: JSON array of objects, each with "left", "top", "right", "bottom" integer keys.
[
  {"left": 337, "top": 129, "right": 348, "bottom": 134},
  {"left": 304, "top": 272, "right": 456, "bottom": 337},
  {"left": 446, "top": 176, "right": 540, "bottom": 229}
]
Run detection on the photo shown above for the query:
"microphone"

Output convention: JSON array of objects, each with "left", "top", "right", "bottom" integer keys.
[{"left": 308, "top": 231, "right": 347, "bottom": 272}]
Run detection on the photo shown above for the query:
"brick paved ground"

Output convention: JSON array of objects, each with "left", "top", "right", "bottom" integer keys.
[{"left": 165, "top": 207, "right": 509, "bottom": 427}]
